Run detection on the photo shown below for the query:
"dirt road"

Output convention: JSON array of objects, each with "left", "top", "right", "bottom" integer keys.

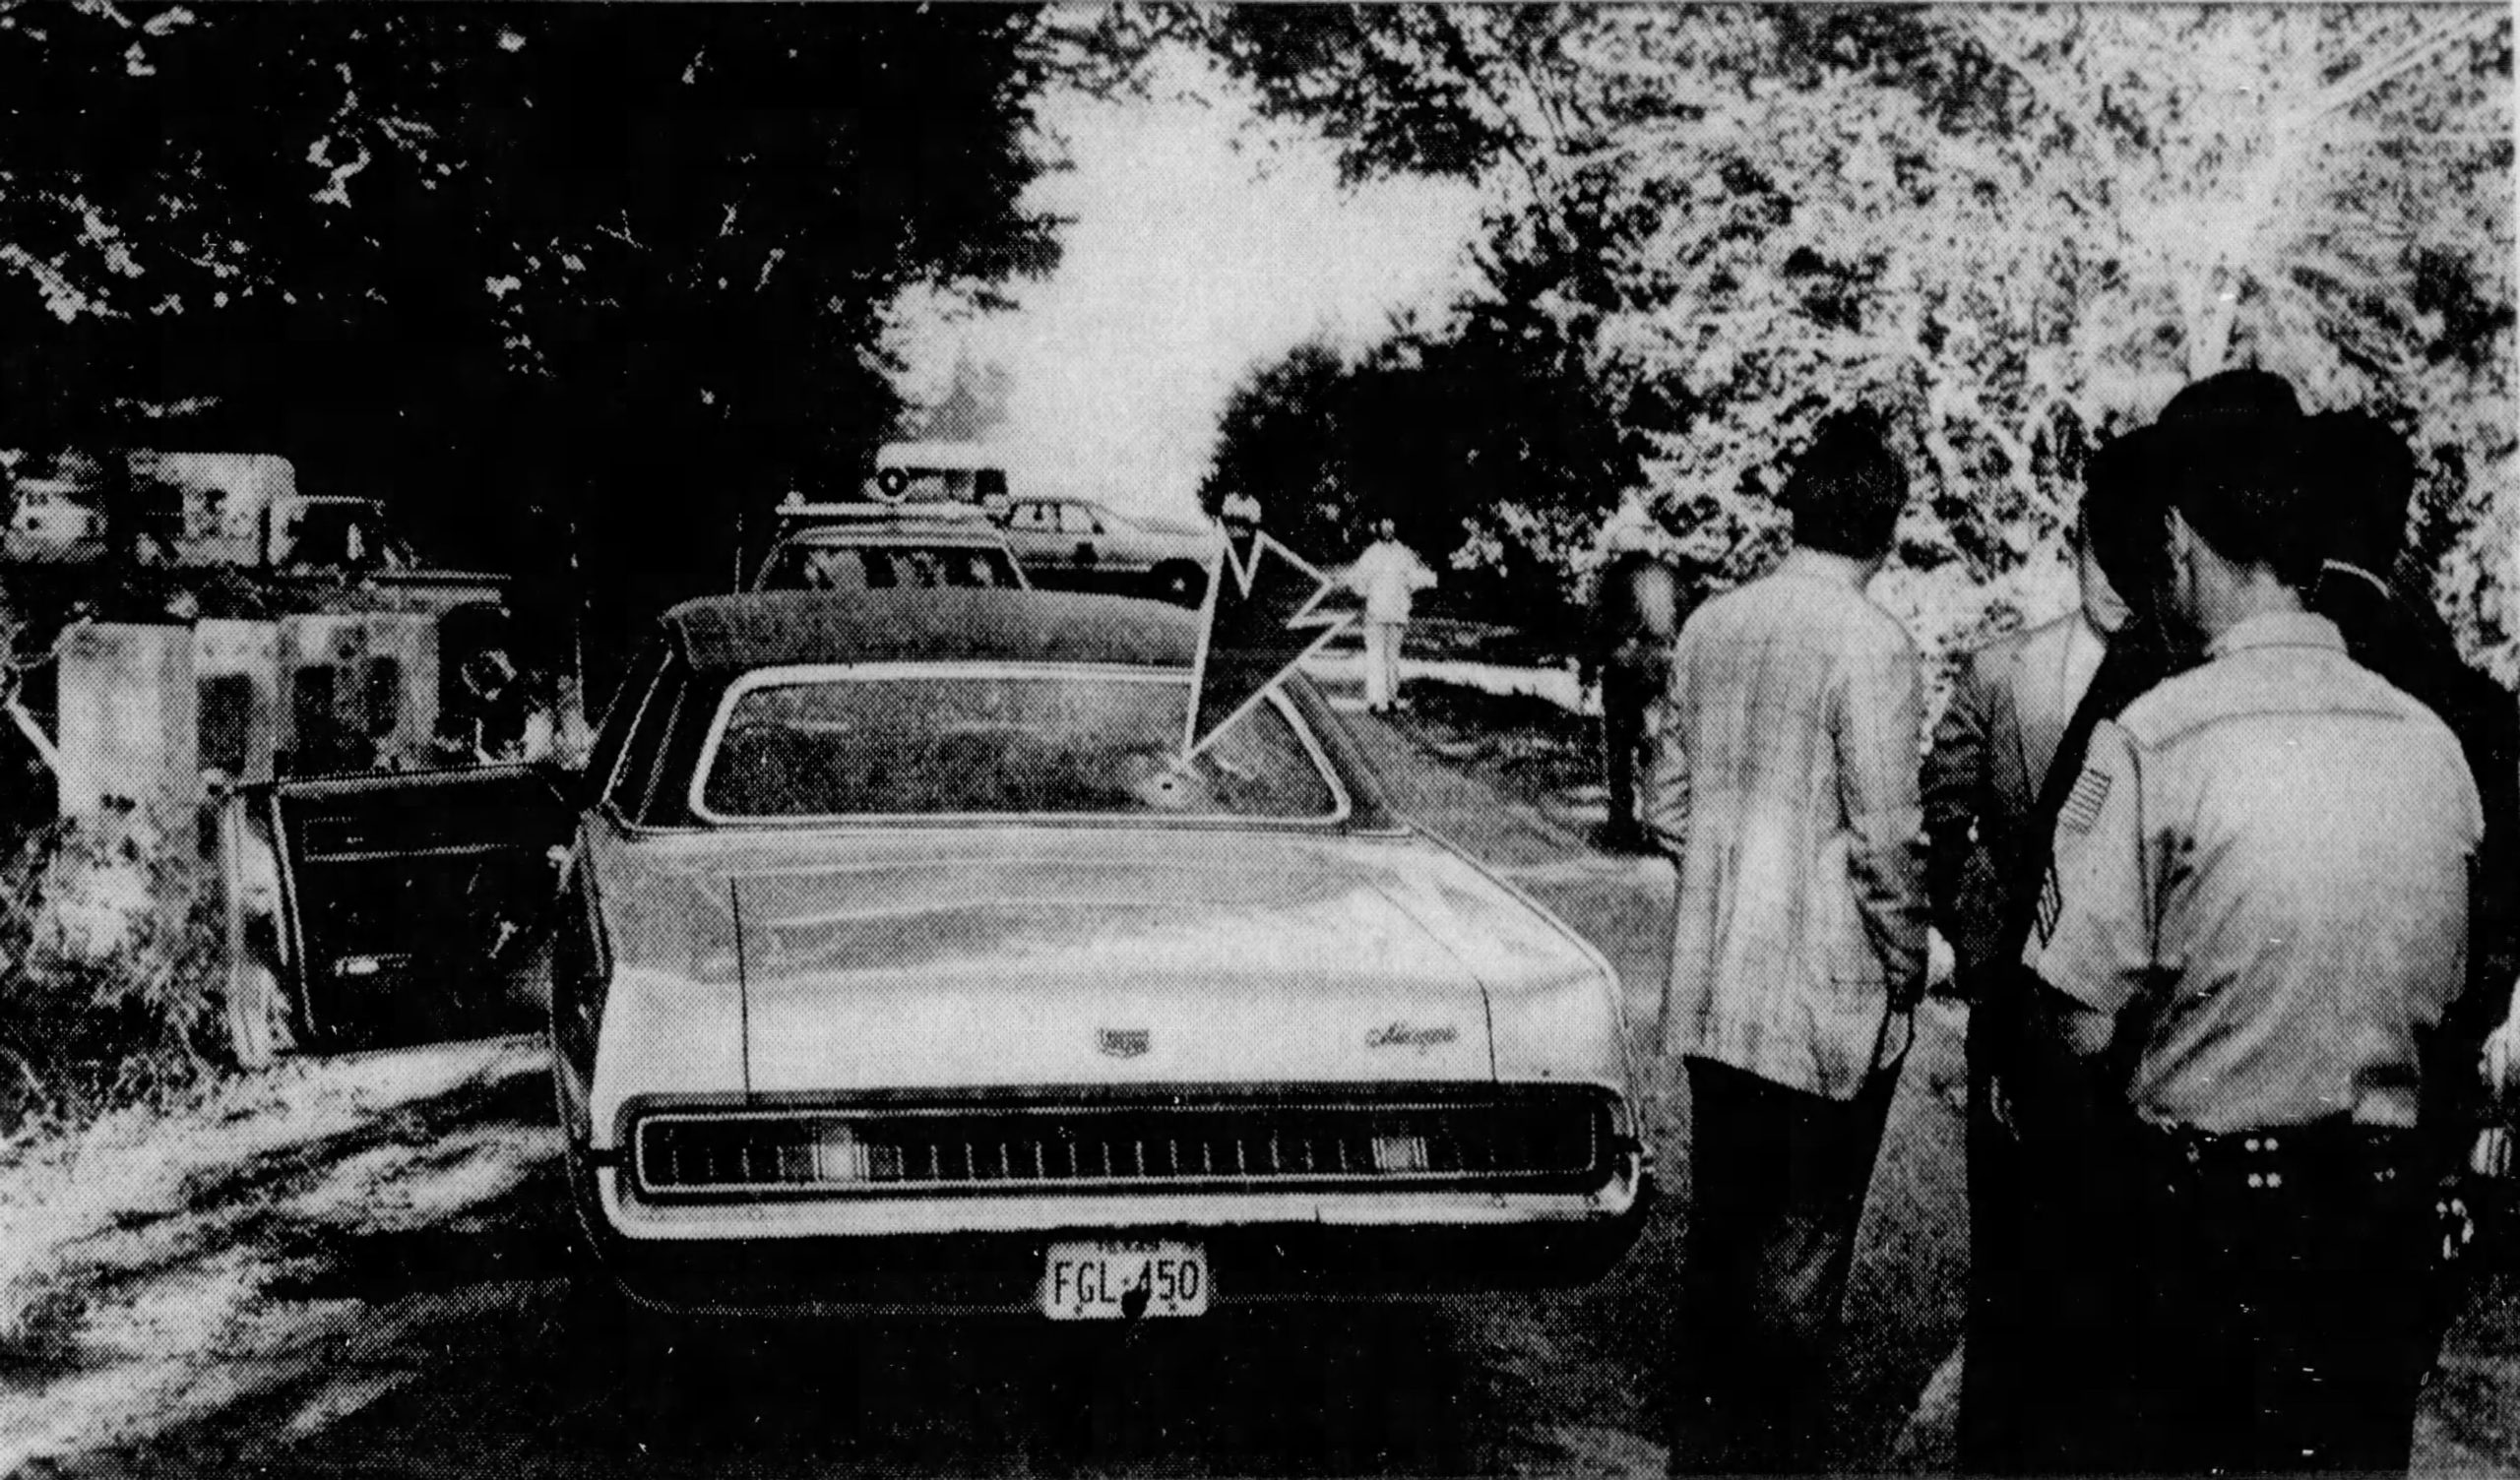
[{"left": 1, "top": 706, "right": 2511, "bottom": 1476}]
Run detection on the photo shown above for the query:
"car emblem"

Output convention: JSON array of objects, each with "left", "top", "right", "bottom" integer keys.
[
  {"left": 1366, "top": 1021, "right": 1460, "bottom": 1053},
  {"left": 1099, "top": 1028, "right": 1151, "bottom": 1060}
]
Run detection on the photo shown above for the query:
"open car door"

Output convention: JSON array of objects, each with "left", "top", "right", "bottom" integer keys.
[{"left": 219, "top": 764, "right": 577, "bottom": 1063}]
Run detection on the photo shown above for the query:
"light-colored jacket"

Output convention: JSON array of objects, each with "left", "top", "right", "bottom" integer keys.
[
  {"left": 1922, "top": 611, "right": 2107, "bottom": 978},
  {"left": 2030, "top": 611, "right": 2481, "bottom": 1133},
  {"left": 1646, "top": 549, "right": 1928, "bottom": 1100},
  {"left": 1348, "top": 539, "right": 1436, "bottom": 623}
]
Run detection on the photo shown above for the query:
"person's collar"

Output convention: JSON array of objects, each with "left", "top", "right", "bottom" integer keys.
[
  {"left": 1775, "top": 547, "right": 1869, "bottom": 588},
  {"left": 2207, "top": 608, "right": 2347, "bottom": 659},
  {"left": 2320, "top": 559, "right": 2395, "bottom": 600}
]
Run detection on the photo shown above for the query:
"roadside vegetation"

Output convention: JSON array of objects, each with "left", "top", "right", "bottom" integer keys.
[
  {"left": 0, "top": 809, "right": 224, "bottom": 1134},
  {"left": 1396, "top": 676, "right": 1599, "bottom": 805},
  {"left": 1186, "top": 8, "right": 2514, "bottom": 682}
]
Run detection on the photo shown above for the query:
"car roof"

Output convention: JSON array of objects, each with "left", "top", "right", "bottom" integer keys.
[{"left": 662, "top": 589, "right": 1200, "bottom": 674}]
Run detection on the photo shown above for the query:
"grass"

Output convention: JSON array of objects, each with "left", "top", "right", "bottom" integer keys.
[
  {"left": 0, "top": 810, "right": 227, "bottom": 1138},
  {"left": 1396, "top": 676, "right": 1599, "bottom": 799}
]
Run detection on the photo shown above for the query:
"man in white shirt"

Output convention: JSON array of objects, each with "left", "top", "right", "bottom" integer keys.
[{"left": 1346, "top": 520, "right": 1435, "bottom": 713}]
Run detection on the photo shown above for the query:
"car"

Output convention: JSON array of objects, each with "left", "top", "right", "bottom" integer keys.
[
  {"left": 217, "top": 587, "right": 1652, "bottom": 1318},
  {"left": 750, "top": 503, "right": 1028, "bottom": 594},
  {"left": 991, "top": 495, "right": 1220, "bottom": 607}
]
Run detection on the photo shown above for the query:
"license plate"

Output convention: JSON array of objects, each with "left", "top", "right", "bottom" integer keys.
[{"left": 1040, "top": 1240, "right": 1210, "bottom": 1320}]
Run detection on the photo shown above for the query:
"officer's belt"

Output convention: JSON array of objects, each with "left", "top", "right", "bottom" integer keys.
[{"left": 2129, "top": 1118, "right": 2422, "bottom": 1200}]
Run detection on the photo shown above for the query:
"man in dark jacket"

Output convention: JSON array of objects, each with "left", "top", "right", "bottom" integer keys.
[
  {"left": 2306, "top": 409, "right": 2519, "bottom": 1312},
  {"left": 1927, "top": 482, "right": 2128, "bottom": 1470}
]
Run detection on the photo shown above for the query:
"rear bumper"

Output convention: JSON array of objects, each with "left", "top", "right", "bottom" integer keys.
[{"left": 586, "top": 1160, "right": 1653, "bottom": 1317}]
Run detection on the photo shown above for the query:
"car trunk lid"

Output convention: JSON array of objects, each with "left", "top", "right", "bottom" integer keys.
[{"left": 714, "top": 830, "right": 1497, "bottom": 1090}]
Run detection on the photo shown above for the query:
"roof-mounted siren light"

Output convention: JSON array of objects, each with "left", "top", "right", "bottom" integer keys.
[{"left": 867, "top": 441, "right": 1006, "bottom": 508}]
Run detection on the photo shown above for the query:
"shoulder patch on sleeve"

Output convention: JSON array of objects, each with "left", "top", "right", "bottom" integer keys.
[{"left": 2059, "top": 766, "right": 2111, "bottom": 833}]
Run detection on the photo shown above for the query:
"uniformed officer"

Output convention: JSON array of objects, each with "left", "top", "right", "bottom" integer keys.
[
  {"left": 1951, "top": 371, "right": 2281, "bottom": 1471},
  {"left": 2020, "top": 404, "right": 2483, "bottom": 1474}
]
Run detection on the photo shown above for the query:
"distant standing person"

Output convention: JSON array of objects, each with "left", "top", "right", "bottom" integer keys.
[
  {"left": 1347, "top": 519, "right": 1435, "bottom": 714},
  {"left": 2022, "top": 399, "right": 2480, "bottom": 1473},
  {"left": 1645, "top": 411, "right": 1925, "bottom": 1472},
  {"left": 438, "top": 643, "right": 556, "bottom": 766},
  {"left": 1582, "top": 525, "right": 1684, "bottom": 851}
]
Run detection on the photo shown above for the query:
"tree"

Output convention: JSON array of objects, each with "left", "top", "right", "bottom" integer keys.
[
  {"left": 0, "top": 4, "right": 1065, "bottom": 678},
  {"left": 1202, "top": 299, "right": 1639, "bottom": 641},
  {"left": 915, "top": 354, "right": 1018, "bottom": 446},
  {"left": 1201, "top": 339, "right": 1356, "bottom": 563},
  {"left": 1171, "top": 5, "right": 2515, "bottom": 675}
]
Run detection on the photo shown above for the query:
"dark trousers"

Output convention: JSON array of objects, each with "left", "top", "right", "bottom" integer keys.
[
  {"left": 2043, "top": 1124, "right": 2440, "bottom": 1474},
  {"left": 1670, "top": 1056, "right": 1896, "bottom": 1473},
  {"left": 1984, "top": 1085, "right": 2134, "bottom": 1472},
  {"left": 1602, "top": 665, "right": 1655, "bottom": 842},
  {"left": 1956, "top": 995, "right": 2027, "bottom": 1472}
]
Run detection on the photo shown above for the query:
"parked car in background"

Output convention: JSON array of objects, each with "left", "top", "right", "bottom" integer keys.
[
  {"left": 750, "top": 498, "right": 1026, "bottom": 594},
  {"left": 220, "top": 587, "right": 1653, "bottom": 1318},
  {"left": 990, "top": 495, "right": 1219, "bottom": 607}
]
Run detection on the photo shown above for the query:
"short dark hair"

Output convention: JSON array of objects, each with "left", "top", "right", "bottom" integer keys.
[
  {"left": 2151, "top": 414, "right": 2323, "bottom": 587},
  {"left": 2081, "top": 430, "right": 2173, "bottom": 604},
  {"left": 2309, "top": 409, "right": 2416, "bottom": 573},
  {"left": 2157, "top": 367, "right": 2302, "bottom": 427},
  {"left": 2104, "top": 369, "right": 2323, "bottom": 589},
  {"left": 1785, "top": 410, "right": 1908, "bottom": 559}
]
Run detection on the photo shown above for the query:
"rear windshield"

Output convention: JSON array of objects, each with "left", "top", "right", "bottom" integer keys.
[
  {"left": 692, "top": 665, "right": 1342, "bottom": 822},
  {"left": 758, "top": 542, "right": 1023, "bottom": 592}
]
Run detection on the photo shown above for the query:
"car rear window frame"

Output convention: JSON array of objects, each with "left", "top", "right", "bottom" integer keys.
[{"left": 683, "top": 660, "right": 1352, "bottom": 829}]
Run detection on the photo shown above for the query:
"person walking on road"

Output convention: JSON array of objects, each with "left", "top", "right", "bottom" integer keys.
[
  {"left": 1924, "top": 492, "right": 2128, "bottom": 1470},
  {"left": 1644, "top": 410, "right": 1926, "bottom": 1473},
  {"left": 1582, "top": 524, "right": 1684, "bottom": 851},
  {"left": 2020, "top": 397, "right": 2481, "bottom": 1474},
  {"left": 1347, "top": 519, "right": 1435, "bottom": 714}
]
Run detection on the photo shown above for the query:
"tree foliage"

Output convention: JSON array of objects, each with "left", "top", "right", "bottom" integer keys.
[
  {"left": 0, "top": 3, "right": 1063, "bottom": 674},
  {"left": 1175, "top": 4, "right": 2515, "bottom": 678},
  {"left": 1201, "top": 283, "right": 1641, "bottom": 639}
]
